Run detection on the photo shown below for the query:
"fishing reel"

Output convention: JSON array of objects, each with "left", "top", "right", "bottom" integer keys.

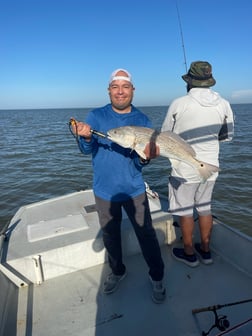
[
  {"left": 68, "top": 117, "right": 108, "bottom": 154},
  {"left": 193, "top": 298, "right": 252, "bottom": 336},
  {"left": 202, "top": 309, "right": 230, "bottom": 336}
]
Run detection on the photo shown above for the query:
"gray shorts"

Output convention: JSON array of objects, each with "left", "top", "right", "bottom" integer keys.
[{"left": 168, "top": 176, "right": 216, "bottom": 217}]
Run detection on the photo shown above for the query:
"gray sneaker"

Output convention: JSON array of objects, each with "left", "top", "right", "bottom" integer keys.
[
  {"left": 149, "top": 276, "right": 166, "bottom": 304},
  {"left": 103, "top": 272, "right": 127, "bottom": 294}
]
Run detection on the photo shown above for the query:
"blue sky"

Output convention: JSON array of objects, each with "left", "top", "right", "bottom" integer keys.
[{"left": 1, "top": 0, "right": 252, "bottom": 109}]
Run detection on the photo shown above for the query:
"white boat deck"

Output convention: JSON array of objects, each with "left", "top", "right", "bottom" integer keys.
[
  {"left": 15, "top": 244, "right": 252, "bottom": 336},
  {"left": 1, "top": 190, "right": 252, "bottom": 336}
]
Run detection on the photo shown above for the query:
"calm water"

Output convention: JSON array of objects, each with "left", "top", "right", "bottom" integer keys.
[{"left": 0, "top": 105, "right": 251, "bottom": 236}]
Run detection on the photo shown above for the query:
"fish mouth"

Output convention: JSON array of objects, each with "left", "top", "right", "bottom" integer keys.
[{"left": 106, "top": 130, "right": 116, "bottom": 140}]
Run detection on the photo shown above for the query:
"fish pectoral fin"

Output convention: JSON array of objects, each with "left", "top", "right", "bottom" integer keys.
[
  {"left": 134, "top": 148, "right": 147, "bottom": 160},
  {"left": 132, "top": 141, "right": 148, "bottom": 159},
  {"left": 137, "top": 151, "right": 148, "bottom": 160}
]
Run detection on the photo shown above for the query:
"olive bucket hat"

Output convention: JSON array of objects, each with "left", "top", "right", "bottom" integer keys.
[{"left": 182, "top": 61, "right": 216, "bottom": 87}]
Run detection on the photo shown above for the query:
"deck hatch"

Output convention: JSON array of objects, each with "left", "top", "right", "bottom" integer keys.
[{"left": 27, "top": 214, "right": 89, "bottom": 242}]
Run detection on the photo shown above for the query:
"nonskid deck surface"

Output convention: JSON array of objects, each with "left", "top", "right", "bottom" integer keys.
[
  {"left": 2, "top": 190, "right": 252, "bottom": 335},
  {"left": 23, "top": 245, "right": 252, "bottom": 336}
]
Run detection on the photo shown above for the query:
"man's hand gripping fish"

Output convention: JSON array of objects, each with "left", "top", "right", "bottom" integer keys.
[{"left": 107, "top": 126, "right": 219, "bottom": 182}]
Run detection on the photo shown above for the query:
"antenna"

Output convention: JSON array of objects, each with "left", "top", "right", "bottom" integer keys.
[{"left": 176, "top": 1, "right": 188, "bottom": 72}]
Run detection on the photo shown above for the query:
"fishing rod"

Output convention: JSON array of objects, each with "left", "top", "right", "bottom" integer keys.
[
  {"left": 192, "top": 298, "right": 252, "bottom": 336},
  {"left": 0, "top": 219, "right": 12, "bottom": 259},
  {"left": 175, "top": 0, "right": 188, "bottom": 73},
  {"left": 69, "top": 118, "right": 107, "bottom": 138},
  {"left": 68, "top": 118, "right": 107, "bottom": 153}
]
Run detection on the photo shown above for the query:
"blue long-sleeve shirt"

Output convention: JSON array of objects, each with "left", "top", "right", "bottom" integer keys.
[{"left": 79, "top": 104, "right": 152, "bottom": 201}]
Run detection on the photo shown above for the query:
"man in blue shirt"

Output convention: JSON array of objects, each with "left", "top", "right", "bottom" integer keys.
[{"left": 73, "top": 69, "right": 165, "bottom": 303}]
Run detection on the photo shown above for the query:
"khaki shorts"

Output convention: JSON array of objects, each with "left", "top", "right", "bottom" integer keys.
[{"left": 168, "top": 176, "right": 216, "bottom": 217}]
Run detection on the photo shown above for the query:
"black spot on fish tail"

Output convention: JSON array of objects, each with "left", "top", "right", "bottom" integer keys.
[{"left": 197, "top": 160, "right": 219, "bottom": 182}]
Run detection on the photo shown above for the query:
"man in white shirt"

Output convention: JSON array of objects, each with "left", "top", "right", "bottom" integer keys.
[{"left": 161, "top": 61, "right": 234, "bottom": 267}]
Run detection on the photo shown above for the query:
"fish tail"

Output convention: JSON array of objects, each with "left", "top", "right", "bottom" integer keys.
[{"left": 197, "top": 160, "right": 219, "bottom": 182}]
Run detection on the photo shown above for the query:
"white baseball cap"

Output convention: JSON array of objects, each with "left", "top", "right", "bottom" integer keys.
[{"left": 109, "top": 68, "right": 133, "bottom": 84}]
